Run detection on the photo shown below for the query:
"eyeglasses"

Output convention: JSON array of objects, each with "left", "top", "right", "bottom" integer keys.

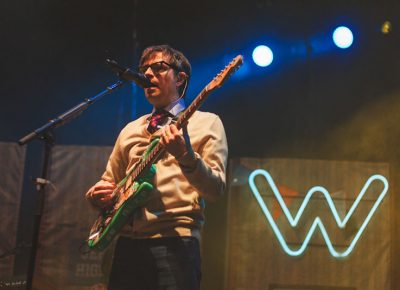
[{"left": 139, "top": 61, "right": 178, "bottom": 74}]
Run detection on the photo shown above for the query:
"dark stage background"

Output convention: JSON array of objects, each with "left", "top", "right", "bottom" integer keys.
[{"left": 0, "top": 0, "right": 399, "bottom": 289}]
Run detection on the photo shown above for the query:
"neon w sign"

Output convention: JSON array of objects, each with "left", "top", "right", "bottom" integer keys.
[{"left": 248, "top": 169, "right": 388, "bottom": 258}]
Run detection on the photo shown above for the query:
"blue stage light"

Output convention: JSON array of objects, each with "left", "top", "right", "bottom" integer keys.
[
  {"left": 332, "top": 26, "right": 353, "bottom": 49},
  {"left": 252, "top": 45, "right": 273, "bottom": 67}
]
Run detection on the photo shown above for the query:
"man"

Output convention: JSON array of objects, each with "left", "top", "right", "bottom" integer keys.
[{"left": 86, "top": 45, "right": 228, "bottom": 289}]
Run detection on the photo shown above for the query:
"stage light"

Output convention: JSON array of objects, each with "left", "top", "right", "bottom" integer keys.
[
  {"left": 252, "top": 45, "right": 273, "bottom": 67},
  {"left": 332, "top": 26, "right": 353, "bottom": 49},
  {"left": 381, "top": 21, "right": 392, "bottom": 34}
]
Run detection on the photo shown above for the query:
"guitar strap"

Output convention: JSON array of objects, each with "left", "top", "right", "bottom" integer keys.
[{"left": 171, "top": 112, "right": 195, "bottom": 158}]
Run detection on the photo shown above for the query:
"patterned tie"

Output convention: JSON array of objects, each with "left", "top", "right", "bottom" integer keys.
[{"left": 147, "top": 109, "right": 171, "bottom": 133}]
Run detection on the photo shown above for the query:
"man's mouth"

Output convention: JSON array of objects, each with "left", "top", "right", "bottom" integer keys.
[
  {"left": 145, "top": 87, "right": 157, "bottom": 94},
  {"left": 147, "top": 83, "right": 158, "bottom": 89}
]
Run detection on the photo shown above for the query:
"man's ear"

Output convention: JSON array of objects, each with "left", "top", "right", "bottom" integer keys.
[{"left": 176, "top": 72, "right": 187, "bottom": 86}]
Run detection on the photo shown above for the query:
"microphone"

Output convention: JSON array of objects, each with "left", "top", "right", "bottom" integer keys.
[{"left": 105, "top": 58, "right": 155, "bottom": 88}]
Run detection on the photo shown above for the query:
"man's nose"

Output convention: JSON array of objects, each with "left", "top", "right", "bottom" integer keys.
[{"left": 144, "top": 67, "right": 154, "bottom": 79}]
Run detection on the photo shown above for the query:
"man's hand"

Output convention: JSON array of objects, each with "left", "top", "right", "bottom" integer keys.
[
  {"left": 159, "top": 124, "right": 189, "bottom": 159},
  {"left": 89, "top": 180, "right": 116, "bottom": 208}
]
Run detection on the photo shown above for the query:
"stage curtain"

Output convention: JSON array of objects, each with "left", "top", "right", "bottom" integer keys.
[
  {"left": 0, "top": 142, "right": 26, "bottom": 278},
  {"left": 34, "top": 145, "right": 112, "bottom": 290}
]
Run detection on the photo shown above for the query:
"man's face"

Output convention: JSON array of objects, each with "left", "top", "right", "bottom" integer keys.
[{"left": 140, "top": 52, "right": 180, "bottom": 109}]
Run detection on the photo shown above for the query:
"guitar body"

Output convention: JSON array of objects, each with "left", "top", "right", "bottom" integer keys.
[
  {"left": 87, "top": 140, "right": 158, "bottom": 251},
  {"left": 88, "top": 179, "right": 154, "bottom": 251}
]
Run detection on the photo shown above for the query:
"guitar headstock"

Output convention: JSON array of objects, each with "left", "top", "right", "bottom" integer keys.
[{"left": 207, "top": 55, "right": 243, "bottom": 91}]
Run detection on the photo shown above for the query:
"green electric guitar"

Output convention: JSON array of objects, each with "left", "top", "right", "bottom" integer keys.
[{"left": 87, "top": 55, "right": 243, "bottom": 251}]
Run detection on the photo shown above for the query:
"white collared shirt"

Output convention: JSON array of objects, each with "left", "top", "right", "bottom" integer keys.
[{"left": 148, "top": 98, "right": 186, "bottom": 129}]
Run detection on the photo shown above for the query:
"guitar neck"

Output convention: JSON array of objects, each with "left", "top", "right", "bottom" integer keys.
[
  {"left": 131, "top": 142, "right": 164, "bottom": 182},
  {"left": 175, "top": 88, "right": 211, "bottom": 129}
]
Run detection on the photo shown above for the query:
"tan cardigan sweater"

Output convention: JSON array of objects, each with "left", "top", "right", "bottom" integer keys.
[{"left": 86, "top": 110, "right": 228, "bottom": 240}]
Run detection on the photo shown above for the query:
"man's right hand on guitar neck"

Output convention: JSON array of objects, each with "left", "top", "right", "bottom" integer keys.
[{"left": 87, "top": 180, "right": 116, "bottom": 209}]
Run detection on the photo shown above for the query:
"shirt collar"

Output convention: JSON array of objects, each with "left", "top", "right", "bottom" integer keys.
[{"left": 151, "top": 98, "right": 186, "bottom": 117}]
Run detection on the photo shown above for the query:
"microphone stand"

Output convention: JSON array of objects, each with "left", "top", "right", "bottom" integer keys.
[{"left": 18, "top": 79, "right": 127, "bottom": 290}]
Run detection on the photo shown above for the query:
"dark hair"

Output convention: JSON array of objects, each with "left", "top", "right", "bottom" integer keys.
[{"left": 139, "top": 44, "right": 191, "bottom": 96}]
